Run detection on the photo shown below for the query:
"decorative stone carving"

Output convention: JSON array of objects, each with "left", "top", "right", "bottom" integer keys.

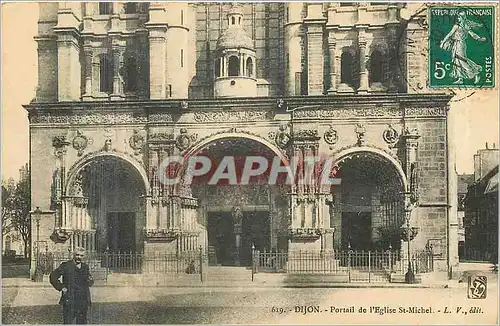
[
  {"left": 175, "top": 128, "right": 198, "bottom": 152},
  {"left": 355, "top": 124, "right": 366, "bottom": 146},
  {"left": 288, "top": 228, "right": 322, "bottom": 240},
  {"left": 404, "top": 107, "right": 446, "bottom": 117},
  {"left": 149, "top": 113, "right": 174, "bottom": 122},
  {"left": 103, "top": 128, "right": 114, "bottom": 139},
  {"left": 50, "top": 229, "right": 71, "bottom": 244},
  {"left": 293, "top": 107, "right": 401, "bottom": 119},
  {"left": 324, "top": 125, "right": 338, "bottom": 148},
  {"left": 193, "top": 110, "right": 272, "bottom": 123},
  {"left": 72, "top": 173, "right": 84, "bottom": 197},
  {"left": 404, "top": 127, "right": 420, "bottom": 138},
  {"left": 32, "top": 113, "right": 69, "bottom": 124},
  {"left": 180, "top": 101, "right": 189, "bottom": 110},
  {"left": 144, "top": 228, "right": 181, "bottom": 242},
  {"left": 382, "top": 124, "right": 399, "bottom": 145},
  {"left": 53, "top": 136, "right": 70, "bottom": 158},
  {"left": 292, "top": 129, "right": 319, "bottom": 140},
  {"left": 409, "top": 162, "right": 419, "bottom": 204},
  {"left": 232, "top": 205, "right": 243, "bottom": 224},
  {"left": 53, "top": 136, "right": 70, "bottom": 149},
  {"left": 269, "top": 124, "right": 291, "bottom": 149},
  {"left": 72, "top": 130, "right": 89, "bottom": 157},
  {"left": 276, "top": 98, "right": 288, "bottom": 110},
  {"left": 103, "top": 139, "right": 113, "bottom": 152},
  {"left": 75, "top": 112, "right": 146, "bottom": 124},
  {"left": 181, "top": 197, "right": 198, "bottom": 208},
  {"left": 31, "top": 111, "right": 150, "bottom": 124},
  {"left": 149, "top": 133, "right": 175, "bottom": 144},
  {"left": 129, "top": 129, "right": 145, "bottom": 155}
]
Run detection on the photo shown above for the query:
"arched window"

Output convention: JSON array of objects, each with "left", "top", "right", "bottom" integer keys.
[
  {"left": 215, "top": 58, "right": 221, "bottom": 77},
  {"left": 124, "top": 56, "right": 137, "bottom": 93},
  {"left": 246, "top": 57, "right": 253, "bottom": 77},
  {"left": 232, "top": 17, "right": 235, "bottom": 25},
  {"left": 340, "top": 51, "right": 354, "bottom": 86},
  {"left": 99, "top": 2, "right": 111, "bottom": 15},
  {"left": 369, "top": 50, "right": 384, "bottom": 84},
  {"left": 125, "top": 3, "right": 137, "bottom": 14},
  {"left": 238, "top": 17, "right": 241, "bottom": 25},
  {"left": 99, "top": 54, "right": 113, "bottom": 93},
  {"left": 228, "top": 56, "right": 239, "bottom": 76}
]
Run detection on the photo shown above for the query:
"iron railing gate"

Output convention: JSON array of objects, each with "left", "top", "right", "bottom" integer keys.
[{"left": 252, "top": 249, "right": 434, "bottom": 283}]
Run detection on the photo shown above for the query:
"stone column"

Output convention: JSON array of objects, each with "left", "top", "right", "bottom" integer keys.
[
  {"left": 92, "top": 54, "right": 100, "bottom": 95},
  {"left": 240, "top": 54, "right": 244, "bottom": 76},
  {"left": 386, "top": 25, "right": 399, "bottom": 92},
  {"left": 327, "top": 35, "right": 337, "bottom": 94},
  {"left": 111, "top": 44, "right": 124, "bottom": 100},
  {"left": 358, "top": 33, "right": 369, "bottom": 93},
  {"left": 147, "top": 29, "right": 167, "bottom": 99},
  {"left": 112, "top": 2, "right": 124, "bottom": 14},
  {"left": 82, "top": 45, "right": 93, "bottom": 100},
  {"left": 305, "top": 24, "right": 325, "bottom": 95},
  {"left": 147, "top": 145, "right": 160, "bottom": 230},
  {"left": 287, "top": 130, "right": 331, "bottom": 253}
]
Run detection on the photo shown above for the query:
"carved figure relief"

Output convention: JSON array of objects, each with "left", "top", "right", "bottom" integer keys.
[
  {"left": 232, "top": 205, "right": 243, "bottom": 224},
  {"left": 52, "top": 136, "right": 70, "bottom": 158},
  {"left": 269, "top": 124, "right": 291, "bottom": 149},
  {"left": 355, "top": 123, "right": 366, "bottom": 146},
  {"left": 382, "top": 124, "right": 399, "bottom": 145},
  {"left": 175, "top": 128, "right": 198, "bottom": 152},
  {"left": 104, "top": 139, "right": 113, "bottom": 152},
  {"left": 72, "top": 173, "right": 84, "bottom": 197},
  {"left": 72, "top": 130, "right": 89, "bottom": 157},
  {"left": 324, "top": 125, "right": 339, "bottom": 149},
  {"left": 276, "top": 98, "right": 288, "bottom": 110},
  {"left": 129, "top": 129, "right": 145, "bottom": 155}
]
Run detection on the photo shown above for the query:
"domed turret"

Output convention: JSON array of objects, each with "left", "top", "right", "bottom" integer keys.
[
  {"left": 214, "top": 4, "right": 257, "bottom": 98},
  {"left": 216, "top": 5, "right": 254, "bottom": 51}
]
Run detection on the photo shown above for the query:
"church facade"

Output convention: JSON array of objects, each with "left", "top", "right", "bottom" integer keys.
[{"left": 26, "top": 2, "right": 458, "bottom": 273}]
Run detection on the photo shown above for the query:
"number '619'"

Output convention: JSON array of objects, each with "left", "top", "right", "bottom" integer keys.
[{"left": 434, "top": 61, "right": 451, "bottom": 80}]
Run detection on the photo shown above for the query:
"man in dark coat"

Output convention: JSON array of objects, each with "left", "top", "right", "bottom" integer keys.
[{"left": 50, "top": 247, "right": 94, "bottom": 324}]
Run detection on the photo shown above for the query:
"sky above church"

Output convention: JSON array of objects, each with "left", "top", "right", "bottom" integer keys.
[{"left": 1, "top": 2, "right": 498, "bottom": 181}]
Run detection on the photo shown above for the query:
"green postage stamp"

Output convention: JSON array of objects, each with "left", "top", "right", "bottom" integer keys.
[{"left": 428, "top": 6, "right": 495, "bottom": 88}]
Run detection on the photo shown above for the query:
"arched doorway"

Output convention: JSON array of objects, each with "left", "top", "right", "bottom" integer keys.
[
  {"left": 332, "top": 151, "right": 406, "bottom": 251},
  {"left": 66, "top": 155, "right": 147, "bottom": 254},
  {"left": 182, "top": 136, "right": 290, "bottom": 266}
]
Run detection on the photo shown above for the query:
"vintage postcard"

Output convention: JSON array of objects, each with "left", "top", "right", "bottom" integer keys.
[{"left": 1, "top": 1, "right": 498, "bottom": 325}]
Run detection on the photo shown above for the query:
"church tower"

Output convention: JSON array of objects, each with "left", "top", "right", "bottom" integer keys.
[{"left": 213, "top": 4, "right": 257, "bottom": 98}]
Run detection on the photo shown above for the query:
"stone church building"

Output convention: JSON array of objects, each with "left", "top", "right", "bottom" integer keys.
[{"left": 26, "top": 2, "right": 458, "bottom": 273}]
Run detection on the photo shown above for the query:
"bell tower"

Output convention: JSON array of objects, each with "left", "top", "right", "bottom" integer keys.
[{"left": 213, "top": 4, "right": 257, "bottom": 98}]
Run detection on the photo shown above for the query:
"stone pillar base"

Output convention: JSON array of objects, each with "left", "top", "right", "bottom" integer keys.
[{"left": 110, "top": 94, "right": 125, "bottom": 101}]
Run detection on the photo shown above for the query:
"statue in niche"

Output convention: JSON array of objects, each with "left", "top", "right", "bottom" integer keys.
[
  {"left": 72, "top": 174, "right": 84, "bottom": 197},
  {"left": 232, "top": 205, "right": 243, "bottom": 225}
]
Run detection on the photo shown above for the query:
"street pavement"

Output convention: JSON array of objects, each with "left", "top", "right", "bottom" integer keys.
[{"left": 2, "top": 276, "right": 498, "bottom": 324}]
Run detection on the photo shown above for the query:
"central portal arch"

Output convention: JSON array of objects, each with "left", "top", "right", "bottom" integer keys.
[
  {"left": 331, "top": 147, "right": 407, "bottom": 251},
  {"left": 181, "top": 134, "right": 290, "bottom": 266}
]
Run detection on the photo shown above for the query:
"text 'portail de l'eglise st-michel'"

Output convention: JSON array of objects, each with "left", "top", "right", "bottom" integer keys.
[{"left": 26, "top": 2, "right": 460, "bottom": 282}]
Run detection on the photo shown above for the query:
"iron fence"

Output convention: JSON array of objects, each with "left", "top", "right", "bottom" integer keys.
[
  {"left": 252, "top": 248, "right": 434, "bottom": 283},
  {"left": 37, "top": 249, "right": 208, "bottom": 281},
  {"left": 460, "top": 247, "right": 496, "bottom": 262}
]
